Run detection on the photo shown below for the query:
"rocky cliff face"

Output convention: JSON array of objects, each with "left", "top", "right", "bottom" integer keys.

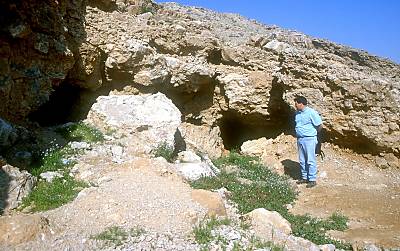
[
  {"left": 1, "top": 1, "right": 399, "bottom": 158},
  {"left": 0, "top": 0, "right": 86, "bottom": 123},
  {"left": 81, "top": 3, "right": 400, "bottom": 156}
]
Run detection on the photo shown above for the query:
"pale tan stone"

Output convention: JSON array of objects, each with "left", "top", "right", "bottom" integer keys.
[{"left": 191, "top": 189, "right": 226, "bottom": 217}]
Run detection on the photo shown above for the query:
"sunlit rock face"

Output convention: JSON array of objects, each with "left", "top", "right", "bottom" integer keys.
[{"left": 1, "top": 0, "right": 399, "bottom": 157}]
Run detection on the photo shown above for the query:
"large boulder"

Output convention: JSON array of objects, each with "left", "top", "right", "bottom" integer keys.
[{"left": 86, "top": 93, "right": 181, "bottom": 155}]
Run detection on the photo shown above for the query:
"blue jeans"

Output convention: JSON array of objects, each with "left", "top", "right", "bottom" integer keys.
[{"left": 297, "top": 136, "right": 318, "bottom": 181}]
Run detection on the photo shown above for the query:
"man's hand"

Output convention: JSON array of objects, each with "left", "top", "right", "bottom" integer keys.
[{"left": 317, "top": 124, "right": 323, "bottom": 133}]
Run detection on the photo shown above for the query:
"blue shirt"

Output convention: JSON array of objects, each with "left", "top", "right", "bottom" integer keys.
[{"left": 295, "top": 107, "right": 322, "bottom": 138}]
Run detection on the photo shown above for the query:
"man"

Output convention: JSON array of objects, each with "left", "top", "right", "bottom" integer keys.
[{"left": 294, "top": 96, "right": 323, "bottom": 188}]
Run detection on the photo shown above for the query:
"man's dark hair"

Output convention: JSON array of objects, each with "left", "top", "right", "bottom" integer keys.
[{"left": 294, "top": 96, "right": 308, "bottom": 105}]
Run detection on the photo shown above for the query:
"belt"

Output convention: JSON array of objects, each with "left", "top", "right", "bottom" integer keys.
[{"left": 297, "top": 135, "right": 316, "bottom": 139}]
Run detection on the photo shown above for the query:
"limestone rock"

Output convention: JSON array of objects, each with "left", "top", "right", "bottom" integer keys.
[
  {"left": 240, "top": 137, "right": 271, "bottom": 156},
  {"left": 319, "top": 244, "right": 336, "bottom": 251},
  {"left": 177, "top": 151, "right": 202, "bottom": 163},
  {"left": 173, "top": 162, "right": 216, "bottom": 181},
  {"left": 105, "top": 38, "right": 156, "bottom": 83},
  {"left": 168, "top": 57, "right": 215, "bottom": 93},
  {"left": 243, "top": 208, "right": 322, "bottom": 251},
  {"left": 0, "top": 165, "right": 37, "bottom": 213},
  {"left": 178, "top": 123, "right": 224, "bottom": 159},
  {"left": 51, "top": 1, "right": 400, "bottom": 158},
  {"left": 363, "top": 244, "right": 381, "bottom": 251},
  {"left": 375, "top": 156, "right": 389, "bottom": 169},
  {"left": 244, "top": 208, "right": 292, "bottom": 235},
  {"left": 383, "top": 153, "right": 400, "bottom": 168},
  {"left": 86, "top": 93, "right": 181, "bottom": 155},
  {"left": 191, "top": 189, "right": 226, "bottom": 216},
  {"left": 0, "top": 214, "right": 50, "bottom": 245},
  {"left": 40, "top": 171, "right": 64, "bottom": 183},
  {"left": 217, "top": 71, "right": 273, "bottom": 116}
]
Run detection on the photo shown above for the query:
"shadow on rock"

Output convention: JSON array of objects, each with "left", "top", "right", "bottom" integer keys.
[
  {"left": 281, "top": 159, "right": 301, "bottom": 180},
  {"left": 0, "top": 166, "right": 9, "bottom": 215}
]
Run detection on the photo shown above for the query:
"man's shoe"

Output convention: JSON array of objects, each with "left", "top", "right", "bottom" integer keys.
[
  {"left": 306, "top": 181, "right": 317, "bottom": 188},
  {"left": 296, "top": 179, "right": 308, "bottom": 184}
]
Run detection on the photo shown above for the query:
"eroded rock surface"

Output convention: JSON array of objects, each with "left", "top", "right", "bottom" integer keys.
[
  {"left": 79, "top": 2, "right": 400, "bottom": 157},
  {"left": 0, "top": 0, "right": 86, "bottom": 123}
]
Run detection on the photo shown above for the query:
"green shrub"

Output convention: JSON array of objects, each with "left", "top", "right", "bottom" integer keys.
[
  {"left": 92, "top": 226, "right": 128, "bottom": 247},
  {"left": 22, "top": 143, "right": 86, "bottom": 211},
  {"left": 56, "top": 122, "right": 104, "bottom": 143},
  {"left": 193, "top": 217, "right": 232, "bottom": 244},
  {"left": 91, "top": 225, "right": 146, "bottom": 247},
  {"left": 21, "top": 175, "right": 87, "bottom": 212},
  {"left": 191, "top": 151, "right": 351, "bottom": 249},
  {"left": 285, "top": 212, "right": 350, "bottom": 249},
  {"left": 30, "top": 146, "right": 77, "bottom": 177},
  {"left": 152, "top": 142, "right": 174, "bottom": 162}
]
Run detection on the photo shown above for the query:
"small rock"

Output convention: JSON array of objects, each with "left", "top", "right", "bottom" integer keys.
[
  {"left": 111, "top": 145, "right": 124, "bottom": 157},
  {"left": 375, "top": 156, "right": 389, "bottom": 169},
  {"left": 98, "top": 176, "right": 112, "bottom": 184},
  {"left": 1, "top": 164, "right": 37, "bottom": 211},
  {"left": 174, "top": 162, "right": 215, "bottom": 181},
  {"left": 40, "top": 171, "right": 63, "bottom": 183},
  {"left": 384, "top": 153, "right": 400, "bottom": 169},
  {"left": 174, "top": 24, "right": 186, "bottom": 34},
  {"left": 69, "top": 141, "right": 90, "bottom": 150},
  {"left": 319, "top": 171, "right": 328, "bottom": 179},
  {"left": 319, "top": 243, "right": 336, "bottom": 251},
  {"left": 364, "top": 243, "right": 381, "bottom": 251},
  {"left": 177, "top": 151, "right": 202, "bottom": 163},
  {"left": 244, "top": 208, "right": 292, "bottom": 235},
  {"left": 0, "top": 214, "right": 50, "bottom": 245}
]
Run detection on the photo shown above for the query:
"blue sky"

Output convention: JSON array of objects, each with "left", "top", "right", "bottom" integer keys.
[{"left": 156, "top": 0, "right": 400, "bottom": 64}]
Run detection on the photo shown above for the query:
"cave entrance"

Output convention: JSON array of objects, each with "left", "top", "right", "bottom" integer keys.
[
  {"left": 28, "top": 82, "right": 92, "bottom": 126},
  {"left": 29, "top": 83, "right": 81, "bottom": 126},
  {"left": 218, "top": 111, "right": 291, "bottom": 150}
]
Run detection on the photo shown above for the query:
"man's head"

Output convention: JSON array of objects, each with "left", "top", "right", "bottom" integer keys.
[{"left": 294, "top": 96, "right": 307, "bottom": 111}]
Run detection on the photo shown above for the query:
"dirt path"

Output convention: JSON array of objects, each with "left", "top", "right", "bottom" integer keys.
[
  {"left": 274, "top": 141, "right": 400, "bottom": 248},
  {"left": 11, "top": 155, "right": 206, "bottom": 250}
]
